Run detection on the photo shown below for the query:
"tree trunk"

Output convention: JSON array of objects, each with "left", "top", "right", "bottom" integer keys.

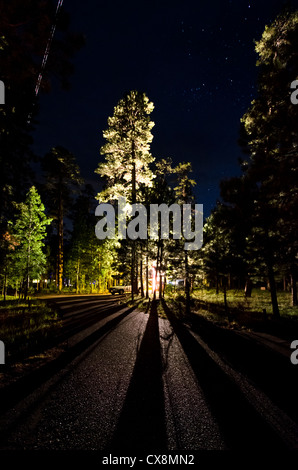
[
  {"left": 159, "top": 274, "right": 163, "bottom": 300},
  {"left": 185, "top": 251, "right": 191, "bottom": 315},
  {"left": 153, "top": 243, "right": 160, "bottom": 301},
  {"left": 24, "top": 274, "right": 30, "bottom": 302},
  {"left": 58, "top": 203, "right": 63, "bottom": 292},
  {"left": 223, "top": 276, "right": 232, "bottom": 321},
  {"left": 267, "top": 264, "right": 280, "bottom": 318},
  {"left": 76, "top": 259, "right": 80, "bottom": 294},
  {"left": 146, "top": 253, "right": 149, "bottom": 299},
  {"left": 24, "top": 239, "right": 31, "bottom": 301},
  {"left": 223, "top": 278, "right": 227, "bottom": 311},
  {"left": 131, "top": 245, "right": 135, "bottom": 302},
  {"left": 3, "top": 266, "right": 7, "bottom": 302},
  {"left": 244, "top": 278, "right": 253, "bottom": 298},
  {"left": 283, "top": 276, "right": 287, "bottom": 292},
  {"left": 158, "top": 242, "right": 163, "bottom": 300},
  {"left": 263, "top": 229, "right": 280, "bottom": 318},
  {"left": 140, "top": 256, "right": 144, "bottom": 297},
  {"left": 130, "top": 142, "right": 137, "bottom": 301},
  {"left": 131, "top": 141, "right": 136, "bottom": 204},
  {"left": 291, "top": 269, "right": 298, "bottom": 306},
  {"left": 135, "top": 251, "right": 139, "bottom": 294}
]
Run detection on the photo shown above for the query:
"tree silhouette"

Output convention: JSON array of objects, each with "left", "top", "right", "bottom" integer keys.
[{"left": 42, "top": 146, "right": 82, "bottom": 292}]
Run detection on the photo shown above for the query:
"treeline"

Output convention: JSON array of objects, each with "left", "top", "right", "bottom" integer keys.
[
  {"left": 0, "top": 143, "right": 123, "bottom": 299},
  {"left": 95, "top": 10, "right": 298, "bottom": 319},
  {"left": 0, "top": 4, "right": 297, "bottom": 320},
  {"left": 95, "top": 89, "right": 203, "bottom": 311},
  {"left": 0, "top": 0, "right": 86, "bottom": 299},
  {"left": 201, "top": 10, "right": 298, "bottom": 318}
]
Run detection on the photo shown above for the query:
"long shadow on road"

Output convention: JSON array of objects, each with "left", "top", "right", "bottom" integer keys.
[
  {"left": 161, "top": 299, "right": 288, "bottom": 450},
  {"left": 109, "top": 299, "right": 167, "bottom": 452}
]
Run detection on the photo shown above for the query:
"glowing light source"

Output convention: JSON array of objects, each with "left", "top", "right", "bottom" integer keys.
[{"left": 152, "top": 265, "right": 156, "bottom": 294}]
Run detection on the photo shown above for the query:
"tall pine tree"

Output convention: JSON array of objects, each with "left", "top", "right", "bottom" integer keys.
[
  {"left": 240, "top": 9, "right": 298, "bottom": 315},
  {"left": 96, "top": 90, "right": 155, "bottom": 203},
  {"left": 8, "top": 186, "right": 52, "bottom": 300},
  {"left": 42, "top": 146, "right": 82, "bottom": 292},
  {"left": 96, "top": 90, "right": 155, "bottom": 299}
]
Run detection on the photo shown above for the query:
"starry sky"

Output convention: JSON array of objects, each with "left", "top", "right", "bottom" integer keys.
[{"left": 32, "top": 0, "right": 298, "bottom": 217}]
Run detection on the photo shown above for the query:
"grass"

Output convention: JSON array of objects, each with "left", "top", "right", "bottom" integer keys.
[
  {"left": 162, "top": 287, "right": 298, "bottom": 340},
  {"left": 165, "top": 286, "right": 298, "bottom": 317},
  {"left": 191, "top": 287, "right": 298, "bottom": 317},
  {"left": 0, "top": 297, "right": 62, "bottom": 363}
]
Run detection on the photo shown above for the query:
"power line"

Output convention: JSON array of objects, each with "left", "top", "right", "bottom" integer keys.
[{"left": 34, "top": 0, "right": 64, "bottom": 96}]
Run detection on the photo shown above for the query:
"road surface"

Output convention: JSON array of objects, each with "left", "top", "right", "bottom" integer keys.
[{"left": 0, "top": 295, "right": 297, "bottom": 454}]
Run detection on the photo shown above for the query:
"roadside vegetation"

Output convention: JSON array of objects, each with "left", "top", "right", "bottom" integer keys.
[
  {"left": 0, "top": 296, "right": 61, "bottom": 364},
  {"left": 162, "top": 287, "right": 298, "bottom": 341}
]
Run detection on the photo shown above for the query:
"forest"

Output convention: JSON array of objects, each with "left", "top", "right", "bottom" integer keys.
[{"left": 0, "top": 3, "right": 298, "bottom": 322}]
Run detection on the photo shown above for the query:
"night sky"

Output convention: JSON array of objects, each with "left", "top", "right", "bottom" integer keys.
[{"left": 32, "top": 0, "right": 298, "bottom": 217}]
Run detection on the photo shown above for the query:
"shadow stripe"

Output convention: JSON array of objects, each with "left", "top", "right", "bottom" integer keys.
[
  {"left": 161, "top": 299, "right": 288, "bottom": 450},
  {"left": 110, "top": 299, "right": 167, "bottom": 452}
]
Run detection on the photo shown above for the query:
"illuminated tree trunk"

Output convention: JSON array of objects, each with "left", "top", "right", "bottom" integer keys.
[
  {"left": 158, "top": 241, "right": 163, "bottom": 300},
  {"left": 163, "top": 273, "right": 166, "bottom": 298},
  {"left": 132, "top": 156, "right": 136, "bottom": 204},
  {"left": 159, "top": 273, "right": 163, "bottom": 300},
  {"left": 140, "top": 254, "right": 144, "bottom": 297},
  {"left": 291, "top": 267, "right": 297, "bottom": 306},
  {"left": 146, "top": 252, "right": 149, "bottom": 299},
  {"left": 154, "top": 242, "right": 160, "bottom": 301},
  {"left": 76, "top": 259, "right": 80, "bottom": 294},
  {"left": 244, "top": 278, "right": 253, "bottom": 298},
  {"left": 57, "top": 186, "right": 63, "bottom": 292},
  {"left": 135, "top": 252, "right": 139, "bottom": 293},
  {"left": 185, "top": 251, "right": 191, "bottom": 315},
  {"left": 131, "top": 245, "right": 135, "bottom": 302},
  {"left": 3, "top": 266, "right": 7, "bottom": 302},
  {"left": 24, "top": 247, "right": 30, "bottom": 301}
]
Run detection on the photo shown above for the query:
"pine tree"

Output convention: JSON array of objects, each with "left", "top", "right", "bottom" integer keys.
[
  {"left": 42, "top": 146, "right": 82, "bottom": 292},
  {"left": 96, "top": 90, "right": 155, "bottom": 300},
  {"left": 65, "top": 184, "right": 119, "bottom": 293},
  {"left": 143, "top": 158, "right": 175, "bottom": 300},
  {"left": 96, "top": 90, "right": 155, "bottom": 203},
  {"left": 201, "top": 208, "right": 232, "bottom": 312},
  {"left": 8, "top": 186, "right": 52, "bottom": 300},
  {"left": 173, "top": 162, "right": 197, "bottom": 315},
  {"left": 240, "top": 9, "right": 298, "bottom": 315}
]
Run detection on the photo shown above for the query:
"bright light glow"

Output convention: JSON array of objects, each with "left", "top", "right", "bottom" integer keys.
[{"left": 152, "top": 266, "right": 156, "bottom": 294}]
